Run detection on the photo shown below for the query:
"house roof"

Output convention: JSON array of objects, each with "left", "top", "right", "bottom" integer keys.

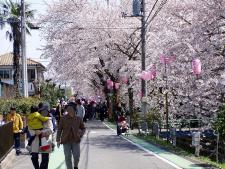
[{"left": 0, "top": 53, "right": 46, "bottom": 70}]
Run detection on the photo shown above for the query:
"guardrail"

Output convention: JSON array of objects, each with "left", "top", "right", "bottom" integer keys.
[{"left": 0, "top": 122, "right": 13, "bottom": 162}]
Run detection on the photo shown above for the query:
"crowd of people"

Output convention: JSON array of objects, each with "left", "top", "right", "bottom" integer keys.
[
  {"left": 4, "top": 103, "right": 53, "bottom": 169},
  {"left": 2, "top": 95, "right": 129, "bottom": 169},
  {"left": 53, "top": 97, "right": 108, "bottom": 123}
]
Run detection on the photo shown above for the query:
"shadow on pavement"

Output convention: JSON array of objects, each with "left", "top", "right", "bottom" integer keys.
[
  {"left": 190, "top": 163, "right": 217, "bottom": 169},
  {"left": 86, "top": 126, "right": 145, "bottom": 154}
]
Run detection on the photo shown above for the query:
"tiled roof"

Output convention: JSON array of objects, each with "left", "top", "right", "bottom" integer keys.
[{"left": 0, "top": 53, "right": 45, "bottom": 69}]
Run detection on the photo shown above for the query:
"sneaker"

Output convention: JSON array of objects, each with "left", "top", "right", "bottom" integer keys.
[
  {"left": 16, "top": 150, "right": 21, "bottom": 155},
  {"left": 26, "top": 145, "right": 31, "bottom": 152}
]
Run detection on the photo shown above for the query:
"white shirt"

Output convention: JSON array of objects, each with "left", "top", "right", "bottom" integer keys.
[{"left": 76, "top": 105, "right": 85, "bottom": 119}]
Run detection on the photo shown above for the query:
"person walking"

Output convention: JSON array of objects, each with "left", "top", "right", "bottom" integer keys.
[
  {"left": 99, "top": 102, "right": 107, "bottom": 122},
  {"left": 26, "top": 106, "right": 50, "bottom": 151},
  {"left": 76, "top": 99, "right": 85, "bottom": 121},
  {"left": 29, "top": 103, "right": 53, "bottom": 169},
  {"left": 57, "top": 102, "right": 85, "bottom": 169},
  {"left": 6, "top": 107, "right": 23, "bottom": 155}
]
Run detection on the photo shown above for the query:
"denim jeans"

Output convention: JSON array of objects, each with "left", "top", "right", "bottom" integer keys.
[
  {"left": 63, "top": 143, "right": 80, "bottom": 169},
  {"left": 13, "top": 133, "right": 20, "bottom": 151},
  {"left": 31, "top": 153, "right": 49, "bottom": 169}
]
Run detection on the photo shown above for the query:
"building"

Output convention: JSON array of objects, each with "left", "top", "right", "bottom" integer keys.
[{"left": 0, "top": 53, "right": 46, "bottom": 97}]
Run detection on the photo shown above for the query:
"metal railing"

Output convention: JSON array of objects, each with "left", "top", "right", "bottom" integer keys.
[{"left": 0, "top": 122, "right": 13, "bottom": 162}]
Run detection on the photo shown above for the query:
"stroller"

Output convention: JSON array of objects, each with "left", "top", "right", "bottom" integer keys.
[{"left": 117, "top": 118, "right": 129, "bottom": 136}]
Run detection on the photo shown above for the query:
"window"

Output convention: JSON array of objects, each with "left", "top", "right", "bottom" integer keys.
[
  {"left": 28, "top": 69, "right": 35, "bottom": 82},
  {"left": 0, "top": 69, "right": 11, "bottom": 79}
]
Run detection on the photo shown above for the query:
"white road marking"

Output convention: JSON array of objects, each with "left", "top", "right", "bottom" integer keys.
[
  {"left": 103, "top": 122, "right": 182, "bottom": 169},
  {"left": 90, "top": 131, "right": 97, "bottom": 134}
]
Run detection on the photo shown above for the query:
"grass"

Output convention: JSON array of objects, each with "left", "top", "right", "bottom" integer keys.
[
  {"left": 135, "top": 134, "right": 192, "bottom": 156},
  {"left": 198, "top": 156, "right": 225, "bottom": 169},
  {"left": 135, "top": 134, "right": 225, "bottom": 169}
]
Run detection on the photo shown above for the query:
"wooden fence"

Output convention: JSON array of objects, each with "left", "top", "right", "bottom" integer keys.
[{"left": 0, "top": 122, "right": 13, "bottom": 162}]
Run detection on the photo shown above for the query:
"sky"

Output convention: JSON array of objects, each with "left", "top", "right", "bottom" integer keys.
[{"left": 0, "top": 0, "right": 54, "bottom": 66}]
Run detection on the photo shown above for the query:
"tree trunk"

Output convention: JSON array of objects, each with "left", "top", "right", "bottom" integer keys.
[
  {"left": 128, "top": 87, "right": 134, "bottom": 129},
  {"left": 165, "top": 92, "right": 169, "bottom": 142},
  {"left": 12, "top": 23, "right": 21, "bottom": 98}
]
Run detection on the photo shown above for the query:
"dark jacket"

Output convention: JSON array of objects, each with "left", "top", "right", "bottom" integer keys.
[{"left": 56, "top": 114, "right": 85, "bottom": 144}]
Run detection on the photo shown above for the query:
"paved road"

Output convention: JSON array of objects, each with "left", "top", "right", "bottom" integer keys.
[
  {"left": 49, "top": 120, "right": 176, "bottom": 169},
  {"left": 10, "top": 120, "right": 205, "bottom": 169}
]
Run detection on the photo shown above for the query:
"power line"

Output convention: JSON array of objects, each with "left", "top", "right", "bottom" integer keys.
[{"left": 83, "top": 27, "right": 139, "bottom": 30}]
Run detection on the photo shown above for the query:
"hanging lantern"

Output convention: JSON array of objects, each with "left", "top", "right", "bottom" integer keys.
[
  {"left": 138, "top": 71, "right": 154, "bottom": 81},
  {"left": 107, "top": 79, "right": 114, "bottom": 89},
  {"left": 121, "top": 76, "right": 128, "bottom": 84},
  {"left": 115, "top": 83, "right": 120, "bottom": 89},
  {"left": 192, "top": 59, "right": 201, "bottom": 75},
  {"left": 160, "top": 55, "right": 171, "bottom": 64},
  {"left": 160, "top": 55, "right": 176, "bottom": 65},
  {"left": 138, "top": 71, "right": 147, "bottom": 80},
  {"left": 170, "top": 55, "right": 176, "bottom": 62},
  {"left": 138, "top": 91, "right": 144, "bottom": 98},
  {"left": 145, "top": 71, "right": 153, "bottom": 80},
  {"left": 160, "top": 55, "right": 166, "bottom": 64},
  {"left": 151, "top": 64, "right": 156, "bottom": 79},
  {"left": 109, "top": 81, "right": 114, "bottom": 88},
  {"left": 107, "top": 79, "right": 111, "bottom": 85}
]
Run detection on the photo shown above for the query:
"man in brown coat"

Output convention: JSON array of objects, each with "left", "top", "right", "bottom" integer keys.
[{"left": 56, "top": 102, "right": 85, "bottom": 169}]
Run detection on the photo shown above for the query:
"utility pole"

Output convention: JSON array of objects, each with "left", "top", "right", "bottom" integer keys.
[
  {"left": 126, "top": 0, "right": 147, "bottom": 117},
  {"left": 141, "top": 0, "right": 147, "bottom": 117},
  {"left": 21, "top": 0, "right": 28, "bottom": 97}
]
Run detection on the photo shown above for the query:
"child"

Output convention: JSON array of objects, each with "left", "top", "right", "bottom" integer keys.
[
  {"left": 117, "top": 113, "right": 129, "bottom": 135},
  {"left": 27, "top": 105, "right": 50, "bottom": 151}
]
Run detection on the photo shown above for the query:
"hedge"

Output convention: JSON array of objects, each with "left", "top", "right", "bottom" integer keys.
[{"left": 0, "top": 97, "right": 41, "bottom": 115}]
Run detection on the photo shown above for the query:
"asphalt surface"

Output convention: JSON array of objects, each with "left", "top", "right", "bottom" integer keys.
[
  {"left": 79, "top": 121, "right": 176, "bottom": 169},
  {"left": 10, "top": 120, "right": 200, "bottom": 169}
]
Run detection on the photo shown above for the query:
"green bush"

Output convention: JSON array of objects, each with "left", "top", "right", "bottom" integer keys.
[
  {"left": 145, "top": 108, "right": 161, "bottom": 129},
  {"left": 213, "top": 105, "right": 225, "bottom": 141},
  {"left": 131, "top": 110, "right": 140, "bottom": 128},
  {"left": 40, "top": 82, "right": 63, "bottom": 108},
  {"left": 0, "top": 97, "right": 41, "bottom": 115}
]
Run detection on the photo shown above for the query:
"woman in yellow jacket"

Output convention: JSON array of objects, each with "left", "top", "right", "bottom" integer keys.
[
  {"left": 27, "top": 106, "right": 50, "bottom": 151},
  {"left": 6, "top": 107, "right": 23, "bottom": 155}
]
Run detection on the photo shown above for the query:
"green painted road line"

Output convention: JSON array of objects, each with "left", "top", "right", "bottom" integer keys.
[
  {"left": 125, "top": 135, "right": 203, "bottom": 169},
  {"left": 105, "top": 121, "right": 117, "bottom": 130},
  {"left": 49, "top": 146, "right": 66, "bottom": 169},
  {"left": 104, "top": 122, "right": 203, "bottom": 169}
]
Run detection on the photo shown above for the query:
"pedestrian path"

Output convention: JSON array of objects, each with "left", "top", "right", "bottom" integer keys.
[
  {"left": 8, "top": 147, "right": 66, "bottom": 169},
  {"left": 48, "top": 146, "right": 66, "bottom": 169},
  {"left": 104, "top": 122, "right": 204, "bottom": 169},
  {"left": 10, "top": 120, "right": 208, "bottom": 169}
]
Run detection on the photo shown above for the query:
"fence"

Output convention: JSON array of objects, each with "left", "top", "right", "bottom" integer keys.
[
  {"left": 172, "top": 131, "right": 225, "bottom": 162},
  {"left": 201, "top": 136, "right": 225, "bottom": 162},
  {"left": 176, "top": 135, "right": 195, "bottom": 154},
  {"left": 0, "top": 122, "right": 13, "bottom": 162},
  {"left": 160, "top": 118, "right": 214, "bottom": 131},
  {"left": 148, "top": 119, "right": 225, "bottom": 162},
  {"left": 0, "top": 82, "right": 15, "bottom": 99}
]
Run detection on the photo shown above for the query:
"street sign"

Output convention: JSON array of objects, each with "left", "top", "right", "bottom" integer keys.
[{"left": 192, "top": 132, "right": 200, "bottom": 146}]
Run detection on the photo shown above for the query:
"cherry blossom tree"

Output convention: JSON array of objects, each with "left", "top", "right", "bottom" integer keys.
[{"left": 40, "top": 0, "right": 225, "bottom": 124}]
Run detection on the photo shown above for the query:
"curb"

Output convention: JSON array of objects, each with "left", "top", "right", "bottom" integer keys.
[{"left": 0, "top": 149, "right": 15, "bottom": 169}]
